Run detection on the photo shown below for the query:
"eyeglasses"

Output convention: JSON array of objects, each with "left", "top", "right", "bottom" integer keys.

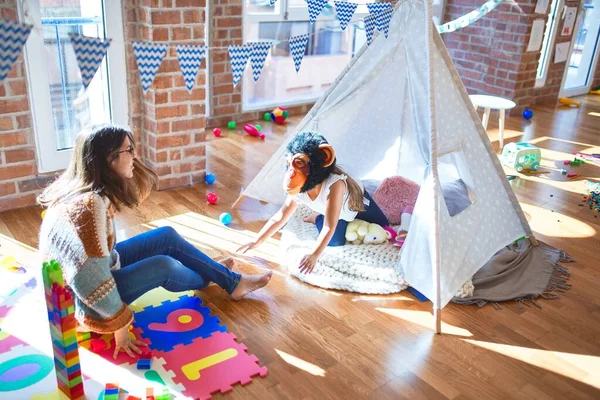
[{"left": 115, "top": 146, "right": 136, "bottom": 156}]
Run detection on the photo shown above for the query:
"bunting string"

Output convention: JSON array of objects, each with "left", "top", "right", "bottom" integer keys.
[{"left": 5, "top": 0, "right": 506, "bottom": 90}]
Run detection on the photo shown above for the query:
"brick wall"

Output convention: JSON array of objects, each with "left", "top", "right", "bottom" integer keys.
[
  {"left": 0, "top": 1, "right": 55, "bottom": 211},
  {"left": 123, "top": 0, "right": 208, "bottom": 190},
  {"left": 206, "top": 1, "right": 312, "bottom": 128},
  {"left": 443, "top": 0, "right": 582, "bottom": 110}
]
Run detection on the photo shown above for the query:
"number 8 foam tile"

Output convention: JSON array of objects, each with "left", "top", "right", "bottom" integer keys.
[
  {"left": 155, "top": 332, "right": 267, "bottom": 400},
  {"left": 132, "top": 295, "right": 226, "bottom": 352}
]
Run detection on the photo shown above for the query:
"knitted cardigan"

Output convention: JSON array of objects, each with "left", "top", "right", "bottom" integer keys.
[{"left": 39, "top": 192, "right": 132, "bottom": 333}]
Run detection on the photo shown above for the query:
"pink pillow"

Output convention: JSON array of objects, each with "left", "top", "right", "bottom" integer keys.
[{"left": 372, "top": 176, "right": 420, "bottom": 225}]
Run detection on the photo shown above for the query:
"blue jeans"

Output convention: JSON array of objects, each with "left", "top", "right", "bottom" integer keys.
[
  {"left": 315, "top": 191, "right": 389, "bottom": 247},
  {"left": 111, "top": 226, "right": 241, "bottom": 304}
]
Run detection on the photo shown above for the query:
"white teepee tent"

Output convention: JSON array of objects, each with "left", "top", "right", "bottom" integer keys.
[{"left": 235, "top": 0, "right": 536, "bottom": 331}]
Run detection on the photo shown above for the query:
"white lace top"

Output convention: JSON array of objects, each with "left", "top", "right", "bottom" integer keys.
[{"left": 293, "top": 174, "right": 367, "bottom": 221}]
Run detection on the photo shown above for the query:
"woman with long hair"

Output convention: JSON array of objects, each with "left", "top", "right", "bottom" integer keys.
[
  {"left": 38, "top": 125, "right": 272, "bottom": 359},
  {"left": 237, "top": 131, "right": 389, "bottom": 274}
]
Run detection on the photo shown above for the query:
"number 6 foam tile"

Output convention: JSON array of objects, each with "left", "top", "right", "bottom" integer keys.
[
  {"left": 155, "top": 332, "right": 268, "bottom": 400},
  {"left": 132, "top": 295, "right": 226, "bottom": 352}
]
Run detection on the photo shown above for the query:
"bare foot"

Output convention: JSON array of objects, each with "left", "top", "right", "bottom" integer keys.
[
  {"left": 218, "top": 256, "right": 238, "bottom": 271},
  {"left": 303, "top": 212, "right": 319, "bottom": 224},
  {"left": 231, "top": 271, "right": 273, "bottom": 301}
]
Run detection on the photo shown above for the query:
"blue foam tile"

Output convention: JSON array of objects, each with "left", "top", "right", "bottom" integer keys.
[
  {"left": 132, "top": 295, "right": 227, "bottom": 352},
  {"left": 407, "top": 286, "right": 429, "bottom": 302}
]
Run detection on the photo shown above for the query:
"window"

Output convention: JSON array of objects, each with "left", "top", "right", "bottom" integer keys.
[
  {"left": 242, "top": 0, "right": 368, "bottom": 110},
  {"left": 536, "top": 0, "right": 563, "bottom": 87},
  {"left": 21, "top": 0, "right": 128, "bottom": 173},
  {"left": 438, "top": 148, "right": 477, "bottom": 217}
]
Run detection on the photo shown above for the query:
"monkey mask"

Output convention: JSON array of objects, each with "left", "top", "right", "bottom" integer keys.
[{"left": 283, "top": 132, "right": 336, "bottom": 196}]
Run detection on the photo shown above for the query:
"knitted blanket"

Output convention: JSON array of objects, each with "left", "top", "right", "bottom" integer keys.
[{"left": 280, "top": 206, "right": 408, "bottom": 294}]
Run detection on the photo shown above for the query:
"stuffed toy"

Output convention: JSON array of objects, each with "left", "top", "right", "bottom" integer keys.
[
  {"left": 363, "top": 223, "right": 392, "bottom": 245},
  {"left": 393, "top": 205, "right": 414, "bottom": 247},
  {"left": 345, "top": 219, "right": 369, "bottom": 244}
]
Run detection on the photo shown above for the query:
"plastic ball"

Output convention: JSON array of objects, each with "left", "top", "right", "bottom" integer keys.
[
  {"left": 263, "top": 112, "right": 271, "bottom": 121},
  {"left": 206, "top": 192, "right": 218, "bottom": 205},
  {"left": 270, "top": 106, "right": 288, "bottom": 124},
  {"left": 227, "top": 121, "right": 236, "bottom": 130},
  {"left": 219, "top": 212, "right": 232, "bottom": 225},
  {"left": 522, "top": 109, "right": 533, "bottom": 120},
  {"left": 212, "top": 128, "right": 221, "bottom": 137},
  {"left": 205, "top": 173, "right": 216, "bottom": 185},
  {"left": 255, "top": 124, "right": 262, "bottom": 132}
]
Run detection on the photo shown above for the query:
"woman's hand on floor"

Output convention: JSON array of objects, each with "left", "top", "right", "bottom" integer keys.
[
  {"left": 237, "top": 241, "right": 259, "bottom": 254},
  {"left": 113, "top": 325, "right": 147, "bottom": 359},
  {"left": 299, "top": 253, "right": 319, "bottom": 274}
]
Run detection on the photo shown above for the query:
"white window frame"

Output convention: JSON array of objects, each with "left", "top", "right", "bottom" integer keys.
[
  {"left": 19, "top": 0, "right": 129, "bottom": 173},
  {"left": 558, "top": 1, "right": 600, "bottom": 98},
  {"left": 242, "top": 0, "right": 367, "bottom": 111},
  {"left": 536, "top": 0, "right": 565, "bottom": 88}
]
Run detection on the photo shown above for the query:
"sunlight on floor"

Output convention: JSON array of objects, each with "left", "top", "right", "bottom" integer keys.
[
  {"left": 464, "top": 339, "right": 600, "bottom": 390},
  {"left": 144, "top": 212, "right": 282, "bottom": 264},
  {"left": 352, "top": 295, "right": 414, "bottom": 302},
  {"left": 375, "top": 307, "right": 472, "bottom": 337},
  {"left": 520, "top": 203, "right": 596, "bottom": 238},
  {"left": 275, "top": 349, "right": 326, "bottom": 377},
  {"left": 589, "top": 112, "right": 600, "bottom": 118}
]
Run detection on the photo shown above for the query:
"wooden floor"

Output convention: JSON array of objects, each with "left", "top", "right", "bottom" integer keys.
[{"left": 1, "top": 95, "right": 600, "bottom": 399}]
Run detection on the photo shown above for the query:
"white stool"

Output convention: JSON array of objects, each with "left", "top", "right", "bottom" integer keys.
[{"left": 469, "top": 94, "right": 516, "bottom": 150}]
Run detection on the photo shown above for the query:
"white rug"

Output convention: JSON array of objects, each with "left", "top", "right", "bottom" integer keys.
[{"left": 280, "top": 206, "right": 408, "bottom": 294}]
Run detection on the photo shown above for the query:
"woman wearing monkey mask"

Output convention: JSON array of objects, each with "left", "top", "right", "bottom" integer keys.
[{"left": 237, "top": 131, "right": 389, "bottom": 274}]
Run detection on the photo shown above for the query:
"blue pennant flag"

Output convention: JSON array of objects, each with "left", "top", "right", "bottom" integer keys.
[
  {"left": 132, "top": 41, "right": 168, "bottom": 93},
  {"left": 69, "top": 33, "right": 111, "bottom": 89},
  {"left": 307, "top": 0, "right": 329, "bottom": 24},
  {"left": 176, "top": 44, "right": 205, "bottom": 93},
  {"left": 228, "top": 44, "right": 252, "bottom": 86},
  {"left": 364, "top": 14, "right": 377, "bottom": 45},
  {"left": 0, "top": 18, "right": 33, "bottom": 84},
  {"left": 270, "top": 0, "right": 277, "bottom": 5},
  {"left": 289, "top": 34, "right": 309, "bottom": 73},
  {"left": 377, "top": 6, "right": 393, "bottom": 38},
  {"left": 334, "top": 2, "right": 358, "bottom": 31},
  {"left": 250, "top": 42, "right": 271, "bottom": 82},
  {"left": 366, "top": 2, "right": 392, "bottom": 16}
]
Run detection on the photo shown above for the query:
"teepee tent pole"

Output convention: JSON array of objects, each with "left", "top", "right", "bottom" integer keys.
[{"left": 425, "top": 0, "right": 442, "bottom": 334}]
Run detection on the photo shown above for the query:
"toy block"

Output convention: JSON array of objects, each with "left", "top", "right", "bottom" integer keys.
[
  {"left": 136, "top": 358, "right": 152, "bottom": 370},
  {"left": 126, "top": 396, "right": 142, "bottom": 400},
  {"left": 104, "top": 383, "right": 119, "bottom": 400},
  {"left": 42, "top": 259, "right": 64, "bottom": 288},
  {"left": 146, "top": 387, "right": 154, "bottom": 398},
  {"left": 76, "top": 331, "right": 91, "bottom": 341}
]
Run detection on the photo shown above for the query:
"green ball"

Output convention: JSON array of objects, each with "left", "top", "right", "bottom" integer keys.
[
  {"left": 255, "top": 124, "right": 262, "bottom": 132},
  {"left": 227, "top": 121, "right": 236, "bottom": 130},
  {"left": 263, "top": 112, "right": 271, "bottom": 121},
  {"left": 282, "top": 110, "right": 289, "bottom": 119}
]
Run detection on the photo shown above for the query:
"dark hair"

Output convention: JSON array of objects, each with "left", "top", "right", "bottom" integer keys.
[
  {"left": 286, "top": 131, "right": 365, "bottom": 212},
  {"left": 37, "top": 124, "right": 157, "bottom": 211}
]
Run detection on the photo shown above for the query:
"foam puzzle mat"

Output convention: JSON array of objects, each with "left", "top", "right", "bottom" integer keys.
[{"left": 0, "top": 255, "right": 268, "bottom": 399}]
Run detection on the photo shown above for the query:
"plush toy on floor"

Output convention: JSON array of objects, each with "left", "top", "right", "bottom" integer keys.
[
  {"left": 345, "top": 220, "right": 392, "bottom": 245},
  {"left": 392, "top": 205, "right": 413, "bottom": 247}
]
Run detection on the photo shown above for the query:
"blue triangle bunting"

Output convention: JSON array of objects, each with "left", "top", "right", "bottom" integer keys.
[
  {"left": 307, "top": 0, "right": 329, "bottom": 24},
  {"left": 228, "top": 44, "right": 252, "bottom": 86},
  {"left": 334, "top": 2, "right": 358, "bottom": 31},
  {"left": 364, "top": 14, "right": 377, "bottom": 45},
  {"left": 377, "top": 6, "right": 393, "bottom": 38},
  {"left": 366, "top": 2, "right": 392, "bottom": 16},
  {"left": 176, "top": 44, "right": 205, "bottom": 93},
  {"left": 0, "top": 18, "right": 33, "bottom": 84},
  {"left": 289, "top": 34, "right": 309, "bottom": 73},
  {"left": 132, "top": 41, "right": 168, "bottom": 93},
  {"left": 249, "top": 42, "right": 271, "bottom": 82},
  {"left": 69, "top": 33, "right": 111, "bottom": 89},
  {"left": 270, "top": 0, "right": 277, "bottom": 5}
]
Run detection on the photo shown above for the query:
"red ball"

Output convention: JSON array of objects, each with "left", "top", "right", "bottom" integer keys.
[
  {"left": 213, "top": 128, "right": 222, "bottom": 137},
  {"left": 206, "top": 192, "right": 218, "bottom": 204}
]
